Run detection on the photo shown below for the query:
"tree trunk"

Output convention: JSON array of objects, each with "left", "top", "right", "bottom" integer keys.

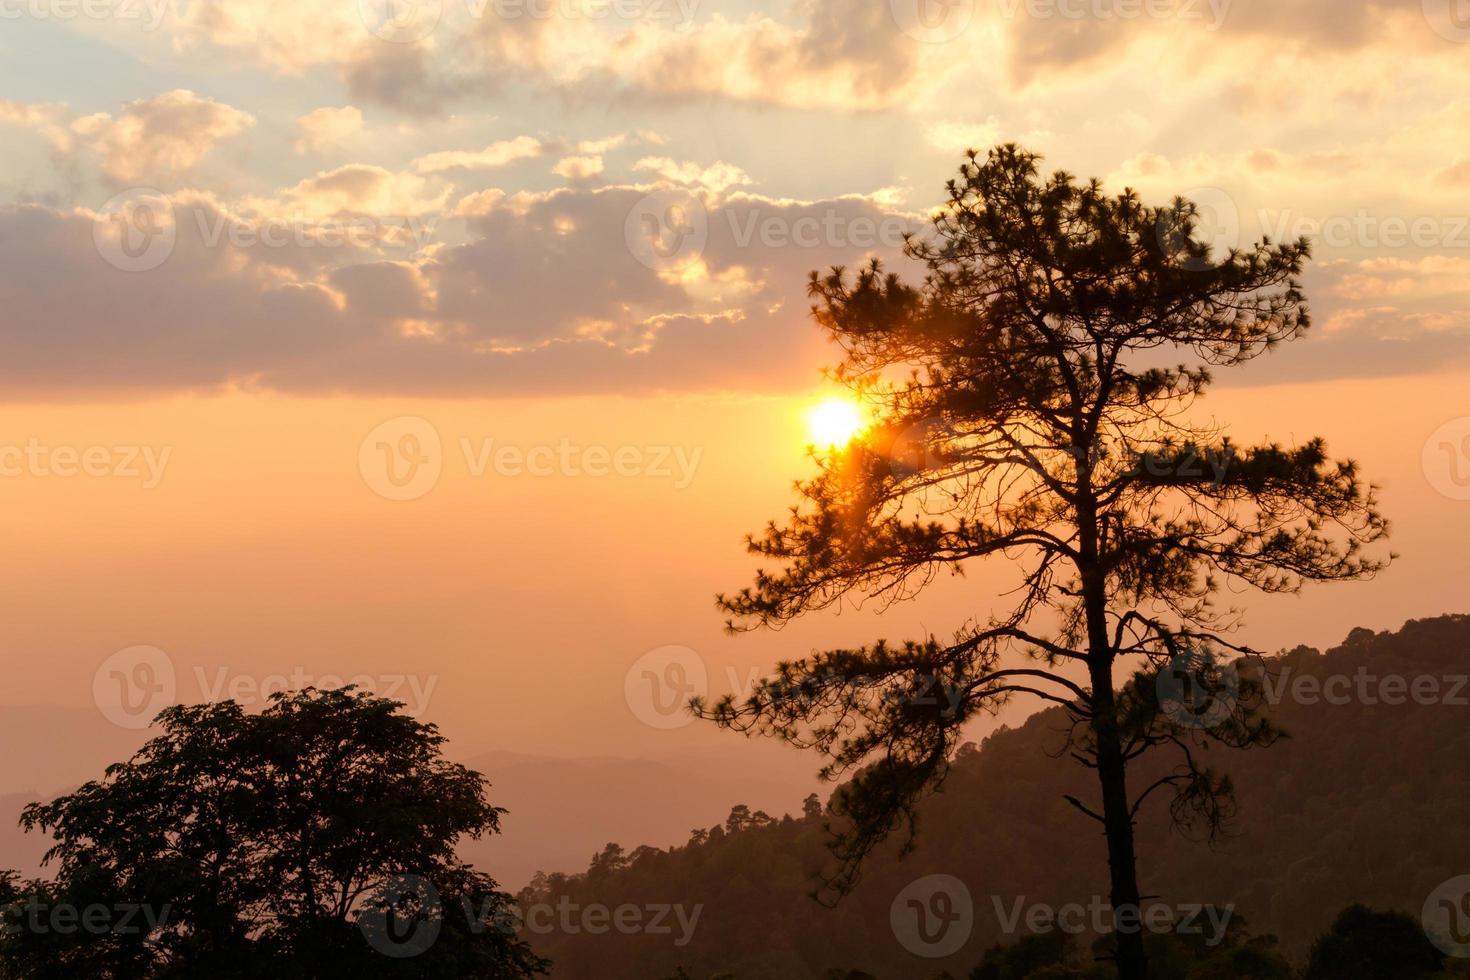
[
  {"left": 1090, "top": 673, "right": 1149, "bottom": 980},
  {"left": 1079, "top": 486, "right": 1149, "bottom": 980}
]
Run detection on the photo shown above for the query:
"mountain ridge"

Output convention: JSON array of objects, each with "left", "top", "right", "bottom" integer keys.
[{"left": 516, "top": 614, "right": 1470, "bottom": 978}]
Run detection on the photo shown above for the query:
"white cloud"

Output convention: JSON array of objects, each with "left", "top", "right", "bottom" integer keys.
[
  {"left": 924, "top": 118, "right": 1001, "bottom": 153},
  {"left": 293, "top": 106, "right": 365, "bottom": 155},
  {"left": 240, "top": 165, "right": 453, "bottom": 223},
  {"left": 70, "top": 90, "right": 255, "bottom": 184},
  {"left": 132, "top": 0, "right": 937, "bottom": 111},
  {"left": 576, "top": 135, "right": 628, "bottom": 154},
  {"left": 553, "top": 155, "right": 605, "bottom": 181},
  {"left": 412, "top": 136, "right": 544, "bottom": 174},
  {"left": 633, "top": 157, "right": 751, "bottom": 193},
  {"left": 0, "top": 100, "right": 74, "bottom": 154}
]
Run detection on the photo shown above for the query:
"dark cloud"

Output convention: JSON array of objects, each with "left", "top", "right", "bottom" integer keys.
[
  {"left": 0, "top": 186, "right": 919, "bottom": 399},
  {"left": 7, "top": 177, "right": 1463, "bottom": 401},
  {"left": 1001, "top": 0, "right": 1435, "bottom": 87}
]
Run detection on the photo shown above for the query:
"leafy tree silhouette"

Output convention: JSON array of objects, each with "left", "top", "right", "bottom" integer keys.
[
  {"left": 0, "top": 687, "right": 547, "bottom": 979},
  {"left": 704, "top": 145, "right": 1389, "bottom": 980},
  {"left": 1303, "top": 905, "right": 1445, "bottom": 980},
  {"left": 971, "top": 930, "right": 1078, "bottom": 979},
  {"left": 969, "top": 915, "right": 1295, "bottom": 980}
]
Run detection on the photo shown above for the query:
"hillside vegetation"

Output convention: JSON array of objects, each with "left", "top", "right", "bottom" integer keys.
[{"left": 521, "top": 616, "right": 1470, "bottom": 978}]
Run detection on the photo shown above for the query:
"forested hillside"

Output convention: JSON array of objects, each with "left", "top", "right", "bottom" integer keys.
[{"left": 521, "top": 616, "right": 1470, "bottom": 978}]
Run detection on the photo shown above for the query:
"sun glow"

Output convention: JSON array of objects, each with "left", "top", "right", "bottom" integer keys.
[{"left": 806, "top": 396, "right": 867, "bottom": 447}]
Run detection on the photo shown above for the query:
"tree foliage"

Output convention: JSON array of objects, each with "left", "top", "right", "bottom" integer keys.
[
  {"left": 1, "top": 688, "right": 546, "bottom": 979},
  {"left": 1302, "top": 905, "right": 1445, "bottom": 980}
]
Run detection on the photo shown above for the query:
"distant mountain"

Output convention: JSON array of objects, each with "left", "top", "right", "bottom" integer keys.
[
  {"left": 0, "top": 706, "right": 145, "bottom": 880},
  {"left": 0, "top": 705, "right": 144, "bottom": 798},
  {"left": 0, "top": 794, "right": 46, "bottom": 880},
  {"left": 462, "top": 749, "right": 820, "bottom": 889},
  {"left": 0, "top": 712, "right": 821, "bottom": 894},
  {"left": 0, "top": 742, "right": 820, "bottom": 894},
  {"left": 518, "top": 615, "right": 1470, "bottom": 979}
]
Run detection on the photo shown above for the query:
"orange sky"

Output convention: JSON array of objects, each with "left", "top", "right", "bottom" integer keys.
[
  {"left": 5, "top": 0, "right": 1470, "bottom": 847},
  {"left": 1, "top": 369, "right": 1466, "bottom": 797}
]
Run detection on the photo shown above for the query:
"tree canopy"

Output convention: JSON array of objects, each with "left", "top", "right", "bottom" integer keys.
[{"left": 1, "top": 687, "right": 546, "bottom": 980}]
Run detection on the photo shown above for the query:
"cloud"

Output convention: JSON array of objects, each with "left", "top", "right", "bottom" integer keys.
[
  {"left": 138, "top": 0, "right": 935, "bottom": 112},
  {"left": 4, "top": 156, "right": 1470, "bottom": 400},
  {"left": 1228, "top": 318, "right": 1470, "bottom": 386},
  {"left": 924, "top": 118, "right": 1002, "bottom": 152},
  {"left": 161, "top": 0, "right": 370, "bottom": 74},
  {"left": 543, "top": 0, "right": 925, "bottom": 109},
  {"left": 293, "top": 106, "right": 365, "bottom": 155},
  {"left": 632, "top": 158, "right": 751, "bottom": 193},
  {"left": 69, "top": 90, "right": 254, "bottom": 185},
  {"left": 576, "top": 135, "right": 628, "bottom": 154},
  {"left": 1437, "top": 159, "right": 1470, "bottom": 187},
  {"left": 0, "top": 171, "right": 925, "bottom": 397},
  {"left": 0, "top": 203, "right": 346, "bottom": 396},
  {"left": 1321, "top": 256, "right": 1470, "bottom": 305},
  {"left": 0, "top": 100, "right": 74, "bottom": 155},
  {"left": 552, "top": 155, "right": 605, "bottom": 181},
  {"left": 1220, "top": 254, "right": 1470, "bottom": 385},
  {"left": 45, "top": 0, "right": 1469, "bottom": 123},
  {"left": 244, "top": 165, "right": 453, "bottom": 221},
  {"left": 412, "top": 136, "right": 544, "bottom": 174},
  {"left": 6, "top": 2, "right": 1469, "bottom": 404},
  {"left": 992, "top": 0, "right": 1444, "bottom": 89},
  {"left": 454, "top": 188, "right": 508, "bottom": 217},
  {"left": 2, "top": 92, "right": 254, "bottom": 186}
]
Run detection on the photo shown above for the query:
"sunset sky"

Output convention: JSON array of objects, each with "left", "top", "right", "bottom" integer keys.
[{"left": 3, "top": 0, "right": 1470, "bottom": 799}]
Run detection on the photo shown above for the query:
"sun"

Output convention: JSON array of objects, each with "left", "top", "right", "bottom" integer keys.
[{"left": 806, "top": 396, "right": 868, "bottom": 447}]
